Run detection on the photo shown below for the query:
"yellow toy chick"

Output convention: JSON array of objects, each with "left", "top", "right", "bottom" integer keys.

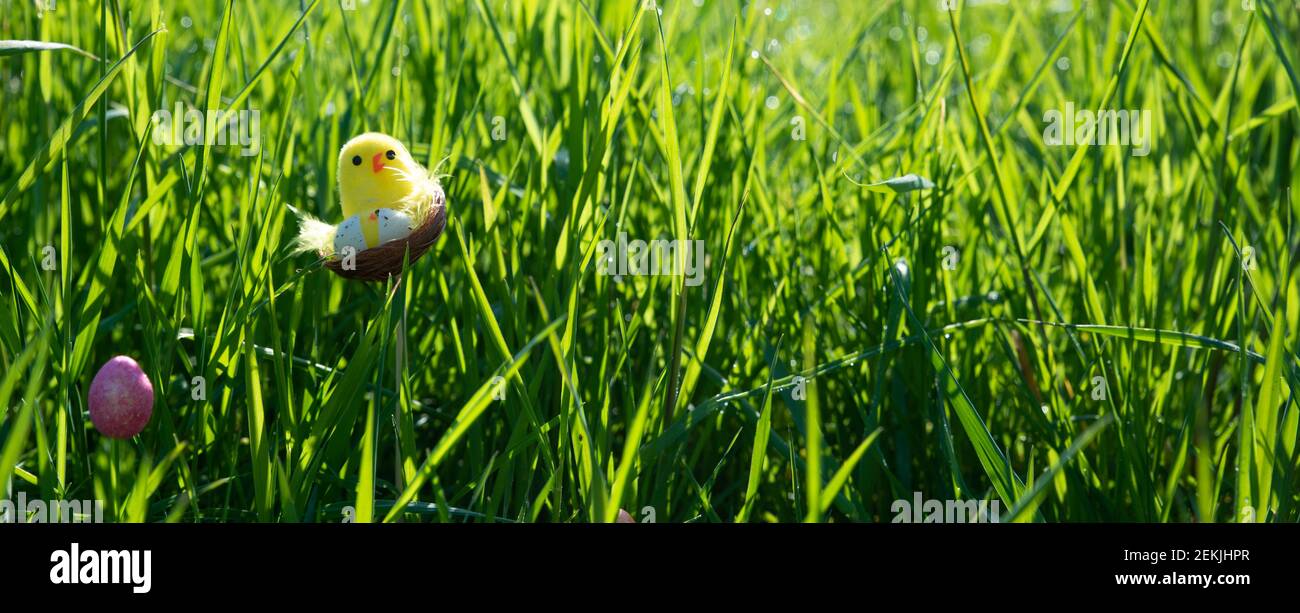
[{"left": 293, "top": 132, "right": 444, "bottom": 259}]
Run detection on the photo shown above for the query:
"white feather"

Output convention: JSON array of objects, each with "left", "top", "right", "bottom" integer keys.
[
  {"left": 388, "top": 162, "right": 445, "bottom": 227},
  {"left": 292, "top": 213, "right": 339, "bottom": 257}
]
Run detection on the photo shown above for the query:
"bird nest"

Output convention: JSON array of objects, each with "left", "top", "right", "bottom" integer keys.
[{"left": 322, "top": 187, "right": 447, "bottom": 282}]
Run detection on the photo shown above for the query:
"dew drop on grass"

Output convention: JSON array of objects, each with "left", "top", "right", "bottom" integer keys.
[
  {"left": 1056, "top": 57, "right": 1071, "bottom": 71},
  {"left": 765, "top": 96, "right": 779, "bottom": 110},
  {"left": 181, "top": 16, "right": 193, "bottom": 28}
]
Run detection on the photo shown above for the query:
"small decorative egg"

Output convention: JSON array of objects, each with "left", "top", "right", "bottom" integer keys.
[
  {"left": 375, "top": 208, "right": 413, "bottom": 245},
  {"left": 88, "top": 355, "right": 154, "bottom": 439},
  {"left": 334, "top": 215, "right": 367, "bottom": 255}
]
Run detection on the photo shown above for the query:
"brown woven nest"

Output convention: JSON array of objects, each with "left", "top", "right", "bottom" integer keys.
[{"left": 323, "top": 191, "right": 447, "bottom": 282}]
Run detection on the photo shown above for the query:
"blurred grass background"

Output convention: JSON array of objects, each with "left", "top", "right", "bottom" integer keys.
[{"left": 1, "top": 0, "right": 1298, "bottom": 522}]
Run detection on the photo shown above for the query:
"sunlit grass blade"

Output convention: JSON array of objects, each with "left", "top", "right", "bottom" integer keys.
[{"left": 383, "top": 317, "right": 565, "bottom": 523}]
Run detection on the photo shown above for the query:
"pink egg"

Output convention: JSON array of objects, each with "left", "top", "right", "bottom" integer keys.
[
  {"left": 616, "top": 508, "right": 636, "bottom": 523},
  {"left": 88, "top": 356, "right": 154, "bottom": 439}
]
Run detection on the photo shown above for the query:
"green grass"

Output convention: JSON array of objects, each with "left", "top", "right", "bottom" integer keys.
[{"left": 1, "top": 0, "right": 1298, "bottom": 523}]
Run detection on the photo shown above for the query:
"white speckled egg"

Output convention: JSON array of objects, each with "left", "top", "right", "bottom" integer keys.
[
  {"left": 375, "top": 208, "right": 413, "bottom": 245},
  {"left": 334, "top": 215, "right": 367, "bottom": 256}
]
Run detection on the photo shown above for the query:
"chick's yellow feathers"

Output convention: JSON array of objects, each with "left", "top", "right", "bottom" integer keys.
[{"left": 338, "top": 132, "right": 423, "bottom": 218}]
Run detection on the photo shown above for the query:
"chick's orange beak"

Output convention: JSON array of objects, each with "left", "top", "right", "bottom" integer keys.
[{"left": 371, "top": 152, "right": 385, "bottom": 173}]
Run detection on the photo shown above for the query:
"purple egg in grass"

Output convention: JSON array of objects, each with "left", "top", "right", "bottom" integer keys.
[{"left": 88, "top": 356, "right": 154, "bottom": 439}]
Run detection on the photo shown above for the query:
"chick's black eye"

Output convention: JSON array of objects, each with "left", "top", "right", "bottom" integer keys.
[
  {"left": 385, "top": 150, "right": 396, "bottom": 160},
  {"left": 351, "top": 155, "right": 362, "bottom": 166}
]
